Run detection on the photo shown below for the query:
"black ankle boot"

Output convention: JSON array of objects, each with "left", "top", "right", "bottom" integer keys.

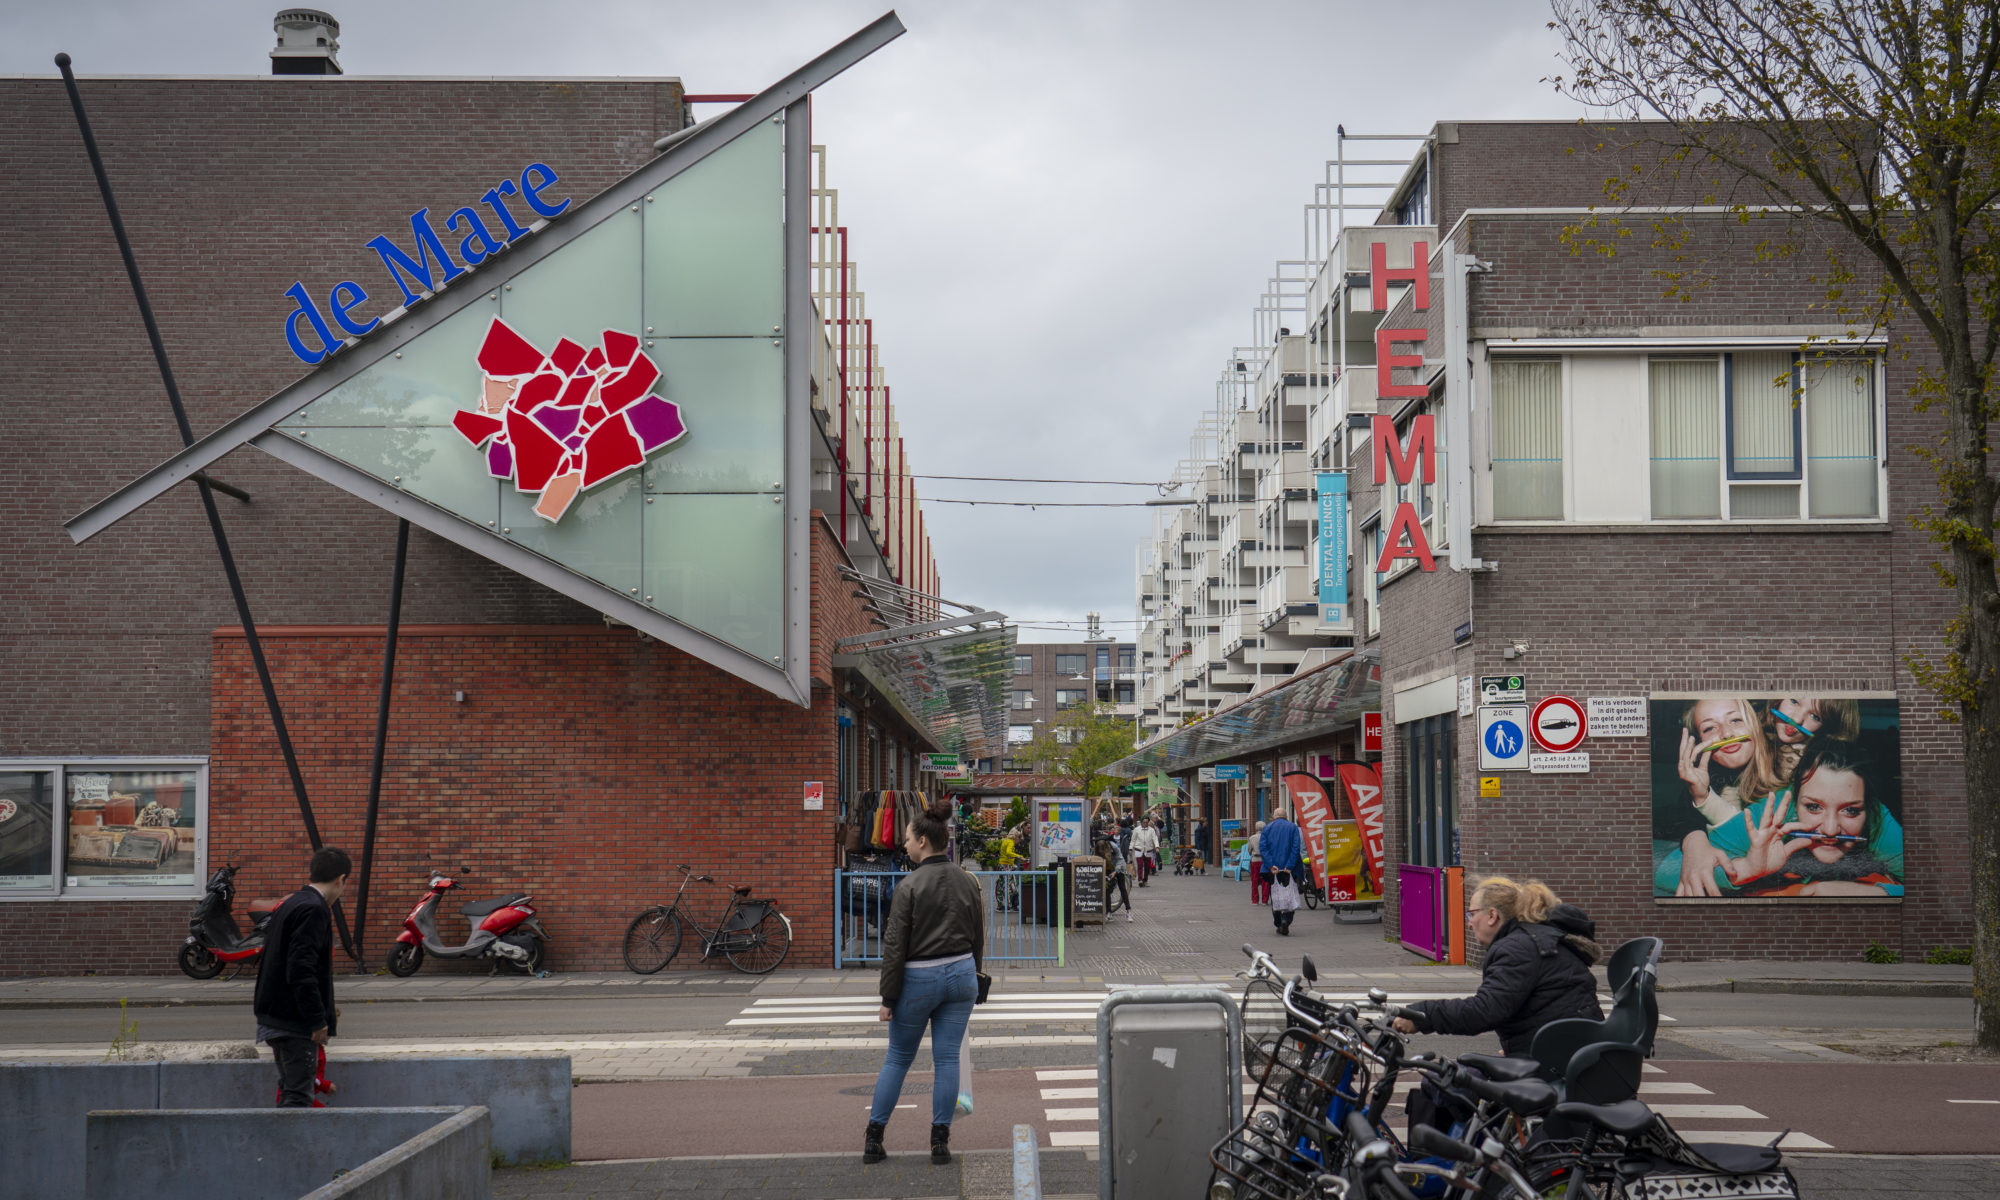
[
  {"left": 930, "top": 1122, "right": 952, "bottom": 1164},
  {"left": 863, "top": 1121, "right": 887, "bottom": 1164}
]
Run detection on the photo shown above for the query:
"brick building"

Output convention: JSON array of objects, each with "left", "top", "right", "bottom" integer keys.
[
  {"left": 1117, "top": 121, "right": 1972, "bottom": 963},
  {"left": 999, "top": 640, "right": 1138, "bottom": 772},
  {"left": 0, "top": 17, "right": 1011, "bottom": 975}
]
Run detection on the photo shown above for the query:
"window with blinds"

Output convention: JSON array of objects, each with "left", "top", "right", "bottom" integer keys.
[
  {"left": 1648, "top": 352, "right": 1879, "bottom": 520},
  {"left": 1805, "top": 357, "right": 1879, "bottom": 517},
  {"left": 1490, "top": 359, "right": 1563, "bottom": 520},
  {"left": 1649, "top": 358, "right": 1723, "bottom": 519}
]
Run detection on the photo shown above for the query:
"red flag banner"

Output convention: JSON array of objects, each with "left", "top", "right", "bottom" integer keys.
[
  {"left": 1282, "top": 772, "right": 1335, "bottom": 893},
  {"left": 1334, "top": 762, "right": 1386, "bottom": 899}
]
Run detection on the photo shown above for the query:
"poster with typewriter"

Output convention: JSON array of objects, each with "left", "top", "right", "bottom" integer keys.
[
  {"left": 1649, "top": 696, "right": 1902, "bottom": 899},
  {"left": 64, "top": 769, "right": 200, "bottom": 888}
]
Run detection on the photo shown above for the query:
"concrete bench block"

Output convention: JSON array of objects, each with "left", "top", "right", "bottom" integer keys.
[
  {"left": 155, "top": 1055, "right": 568, "bottom": 1165},
  {"left": 3, "top": 1062, "right": 159, "bottom": 1199},
  {"left": 83, "top": 1106, "right": 488, "bottom": 1200}
]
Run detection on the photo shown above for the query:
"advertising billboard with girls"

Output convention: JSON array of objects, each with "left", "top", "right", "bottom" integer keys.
[{"left": 1650, "top": 695, "right": 1903, "bottom": 899}]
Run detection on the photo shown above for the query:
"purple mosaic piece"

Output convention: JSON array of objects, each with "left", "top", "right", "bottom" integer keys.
[
  {"left": 563, "top": 434, "right": 584, "bottom": 451},
  {"left": 533, "top": 404, "right": 581, "bottom": 443},
  {"left": 626, "top": 395, "right": 686, "bottom": 451},
  {"left": 486, "top": 439, "right": 513, "bottom": 479}
]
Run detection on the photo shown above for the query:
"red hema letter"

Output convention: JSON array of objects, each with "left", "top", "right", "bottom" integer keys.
[
  {"left": 1371, "top": 241, "right": 1429, "bottom": 312},
  {"left": 1377, "top": 504, "right": 1436, "bottom": 572},
  {"left": 1371, "top": 414, "right": 1434, "bottom": 486},
  {"left": 1375, "top": 327, "right": 1429, "bottom": 399}
]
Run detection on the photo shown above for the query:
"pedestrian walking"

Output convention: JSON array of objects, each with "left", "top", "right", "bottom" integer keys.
[
  {"left": 1131, "top": 817, "right": 1160, "bottom": 886},
  {"left": 1390, "top": 877, "right": 1603, "bottom": 1054},
  {"left": 1100, "top": 832, "right": 1134, "bottom": 920},
  {"left": 253, "top": 846, "right": 349, "bottom": 1107},
  {"left": 1248, "top": 822, "right": 1268, "bottom": 904},
  {"left": 1193, "top": 820, "right": 1210, "bottom": 861},
  {"left": 867, "top": 796, "right": 985, "bottom": 1166},
  {"left": 1259, "top": 810, "right": 1305, "bottom": 935}
]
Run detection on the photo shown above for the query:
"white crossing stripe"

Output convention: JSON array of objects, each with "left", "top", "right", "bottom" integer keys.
[
  {"left": 729, "top": 1010, "right": 1099, "bottom": 1026},
  {"left": 1642, "top": 1064, "right": 1665, "bottom": 1074},
  {"left": 1041, "top": 1087, "right": 1098, "bottom": 1100},
  {"left": 1638, "top": 1081, "right": 1712, "bottom": 1095},
  {"left": 1646, "top": 1104, "right": 1766, "bottom": 1120},
  {"left": 1947, "top": 1099, "right": 2000, "bottom": 1104},
  {"left": 1049, "top": 1130, "right": 1096, "bottom": 1147},
  {"left": 1037, "top": 1069, "right": 1099, "bottom": 1081},
  {"left": 749, "top": 992, "right": 1112, "bottom": 1006},
  {"left": 1044, "top": 1108, "right": 1098, "bottom": 1121}
]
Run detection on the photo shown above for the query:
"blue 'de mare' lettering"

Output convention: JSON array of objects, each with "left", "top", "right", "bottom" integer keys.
[{"left": 278, "top": 163, "right": 571, "bottom": 366}]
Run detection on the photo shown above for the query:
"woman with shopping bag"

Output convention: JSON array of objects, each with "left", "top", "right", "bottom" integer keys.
[{"left": 865, "top": 796, "right": 989, "bottom": 1166}]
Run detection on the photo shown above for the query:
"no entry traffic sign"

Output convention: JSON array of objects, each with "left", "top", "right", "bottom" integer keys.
[{"left": 1530, "top": 695, "right": 1587, "bottom": 753}]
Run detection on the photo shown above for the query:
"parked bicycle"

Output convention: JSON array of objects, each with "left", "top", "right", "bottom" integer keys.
[
  {"left": 1212, "top": 941, "right": 1794, "bottom": 1200},
  {"left": 621, "top": 864, "right": 793, "bottom": 975}
]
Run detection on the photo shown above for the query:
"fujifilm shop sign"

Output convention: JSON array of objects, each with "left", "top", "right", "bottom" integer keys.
[{"left": 279, "top": 163, "right": 572, "bottom": 366}]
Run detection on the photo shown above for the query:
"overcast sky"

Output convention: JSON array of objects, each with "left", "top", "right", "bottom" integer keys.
[{"left": 3, "top": 0, "right": 1586, "bottom": 642}]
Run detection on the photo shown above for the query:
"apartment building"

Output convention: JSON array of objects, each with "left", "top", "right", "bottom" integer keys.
[{"left": 996, "top": 640, "right": 1138, "bottom": 772}]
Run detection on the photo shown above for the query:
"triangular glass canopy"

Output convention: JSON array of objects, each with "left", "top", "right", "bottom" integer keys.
[
  {"left": 275, "top": 120, "right": 786, "bottom": 663},
  {"left": 66, "top": 14, "right": 910, "bottom": 707}
]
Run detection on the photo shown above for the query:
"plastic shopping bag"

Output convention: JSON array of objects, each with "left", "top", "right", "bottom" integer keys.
[{"left": 956, "top": 1037, "right": 974, "bottom": 1115}]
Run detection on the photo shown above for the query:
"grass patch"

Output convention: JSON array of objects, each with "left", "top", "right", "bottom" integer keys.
[
  {"left": 1862, "top": 940, "right": 1901, "bottom": 964},
  {"left": 1924, "top": 946, "right": 1973, "bottom": 965}
]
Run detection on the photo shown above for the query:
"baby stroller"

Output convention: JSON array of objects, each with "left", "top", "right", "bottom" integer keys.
[{"left": 1173, "top": 844, "right": 1199, "bottom": 875}]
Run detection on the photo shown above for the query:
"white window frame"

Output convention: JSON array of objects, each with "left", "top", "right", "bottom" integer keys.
[
  {"left": 1643, "top": 351, "right": 1888, "bottom": 524},
  {"left": 1361, "top": 517, "right": 1383, "bottom": 637},
  {"left": 0, "top": 757, "right": 209, "bottom": 901}
]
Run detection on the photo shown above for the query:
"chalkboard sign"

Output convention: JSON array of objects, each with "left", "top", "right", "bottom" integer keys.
[{"left": 1071, "top": 858, "right": 1106, "bottom": 923}]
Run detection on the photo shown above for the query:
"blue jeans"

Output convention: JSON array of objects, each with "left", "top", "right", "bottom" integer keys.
[{"left": 870, "top": 956, "right": 977, "bottom": 1126}]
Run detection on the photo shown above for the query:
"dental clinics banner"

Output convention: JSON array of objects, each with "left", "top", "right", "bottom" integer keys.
[
  {"left": 1316, "top": 472, "right": 1351, "bottom": 631},
  {"left": 1649, "top": 696, "right": 1903, "bottom": 899}
]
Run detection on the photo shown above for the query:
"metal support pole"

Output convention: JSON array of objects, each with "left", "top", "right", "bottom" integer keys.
[
  {"left": 350, "top": 518, "right": 409, "bottom": 969},
  {"left": 57, "top": 53, "right": 353, "bottom": 956}
]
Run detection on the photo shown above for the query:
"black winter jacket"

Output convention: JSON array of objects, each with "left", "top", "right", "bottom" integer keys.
[
  {"left": 879, "top": 855, "right": 984, "bottom": 1004},
  {"left": 1406, "top": 909, "right": 1602, "bottom": 1056},
  {"left": 252, "top": 885, "right": 337, "bottom": 1039}
]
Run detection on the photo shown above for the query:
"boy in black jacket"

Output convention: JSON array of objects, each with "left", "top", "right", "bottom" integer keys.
[{"left": 254, "top": 847, "right": 350, "bottom": 1106}]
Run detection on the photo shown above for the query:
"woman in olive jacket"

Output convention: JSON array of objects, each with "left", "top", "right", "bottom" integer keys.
[
  {"left": 1391, "top": 876, "right": 1603, "bottom": 1056},
  {"left": 866, "top": 796, "right": 985, "bottom": 1165}
]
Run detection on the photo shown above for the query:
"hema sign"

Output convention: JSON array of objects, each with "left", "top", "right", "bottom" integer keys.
[{"left": 65, "top": 14, "right": 910, "bottom": 707}]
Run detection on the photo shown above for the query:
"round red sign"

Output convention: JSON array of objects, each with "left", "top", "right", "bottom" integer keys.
[{"left": 1529, "top": 695, "right": 1587, "bottom": 753}]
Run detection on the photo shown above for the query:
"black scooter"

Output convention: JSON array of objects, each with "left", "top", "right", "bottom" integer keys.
[{"left": 178, "top": 862, "right": 279, "bottom": 979}]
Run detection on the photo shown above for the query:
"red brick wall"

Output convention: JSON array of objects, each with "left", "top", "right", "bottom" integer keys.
[{"left": 207, "top": 624, "right": 838, "bottom": 973}]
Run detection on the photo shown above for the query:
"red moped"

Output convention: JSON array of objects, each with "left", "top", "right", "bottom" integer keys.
[
  {"left": 178, "top": 862, "right": 282, "bottom": 979},
  {"left": 386, "top": 869, "right": 548, "bottom": 976}
]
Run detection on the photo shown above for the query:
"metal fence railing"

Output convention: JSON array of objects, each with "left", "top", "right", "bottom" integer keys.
[{"left": 834, "top": 867, "right": 1064, "bottom": 967}]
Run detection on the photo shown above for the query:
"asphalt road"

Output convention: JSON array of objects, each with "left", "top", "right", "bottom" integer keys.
[{"left": 0, "top": 990, "right": 1973, "bottom": 1045}]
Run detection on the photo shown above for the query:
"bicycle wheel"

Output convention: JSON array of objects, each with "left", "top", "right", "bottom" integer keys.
[
  {"left": 622, "top": 907, "right": 683, "bottom": 974},
  {"left": 1302, "top": 883, "right": 1321, "bottom": 910},
  {"left": 724, "top": 910, "right": 792, "bottom": 974}
]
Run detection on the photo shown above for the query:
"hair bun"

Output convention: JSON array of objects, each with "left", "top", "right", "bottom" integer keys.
[{"left": 924, "top": 795, "right": 953, "bottom": 822}]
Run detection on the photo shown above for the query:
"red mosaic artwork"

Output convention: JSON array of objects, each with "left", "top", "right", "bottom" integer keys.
[{"left": 456, "top": 317, "right": 687, "bottom": 522}]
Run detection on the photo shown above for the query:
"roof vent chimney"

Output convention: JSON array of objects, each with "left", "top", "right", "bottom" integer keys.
[{"left": 271, "top": 9, "right": 342, "bottom": 75}]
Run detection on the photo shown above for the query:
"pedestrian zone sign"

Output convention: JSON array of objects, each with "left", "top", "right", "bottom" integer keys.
[{"left": 1478, "top": 706, "right": 1529, "bottom": 771}]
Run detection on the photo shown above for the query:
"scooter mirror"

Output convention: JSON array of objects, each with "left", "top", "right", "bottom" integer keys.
[{"left": 1301, "top": 956, "right": 1318, "bottom": 983}]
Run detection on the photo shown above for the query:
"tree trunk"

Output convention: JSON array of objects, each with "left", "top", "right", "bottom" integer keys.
[{"left": 1944, "top": 349, "right": 2000, "bottom": 1051}]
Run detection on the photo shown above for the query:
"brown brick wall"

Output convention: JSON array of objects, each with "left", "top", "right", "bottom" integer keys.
[
  {"left": 1, "top": 76, "right": 690, "bottom": 763},
  {"left": 1357, "top": 141, "right": 1974, "bottom": 961}
]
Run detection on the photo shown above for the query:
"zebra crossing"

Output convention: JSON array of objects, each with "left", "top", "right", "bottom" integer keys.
[
  {"left": 728, "top": 987, "right": 1648, "bottom": 1029},
  {"left": 1027, "top": 1061, "right": 1830, "bottom": 1152}
]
